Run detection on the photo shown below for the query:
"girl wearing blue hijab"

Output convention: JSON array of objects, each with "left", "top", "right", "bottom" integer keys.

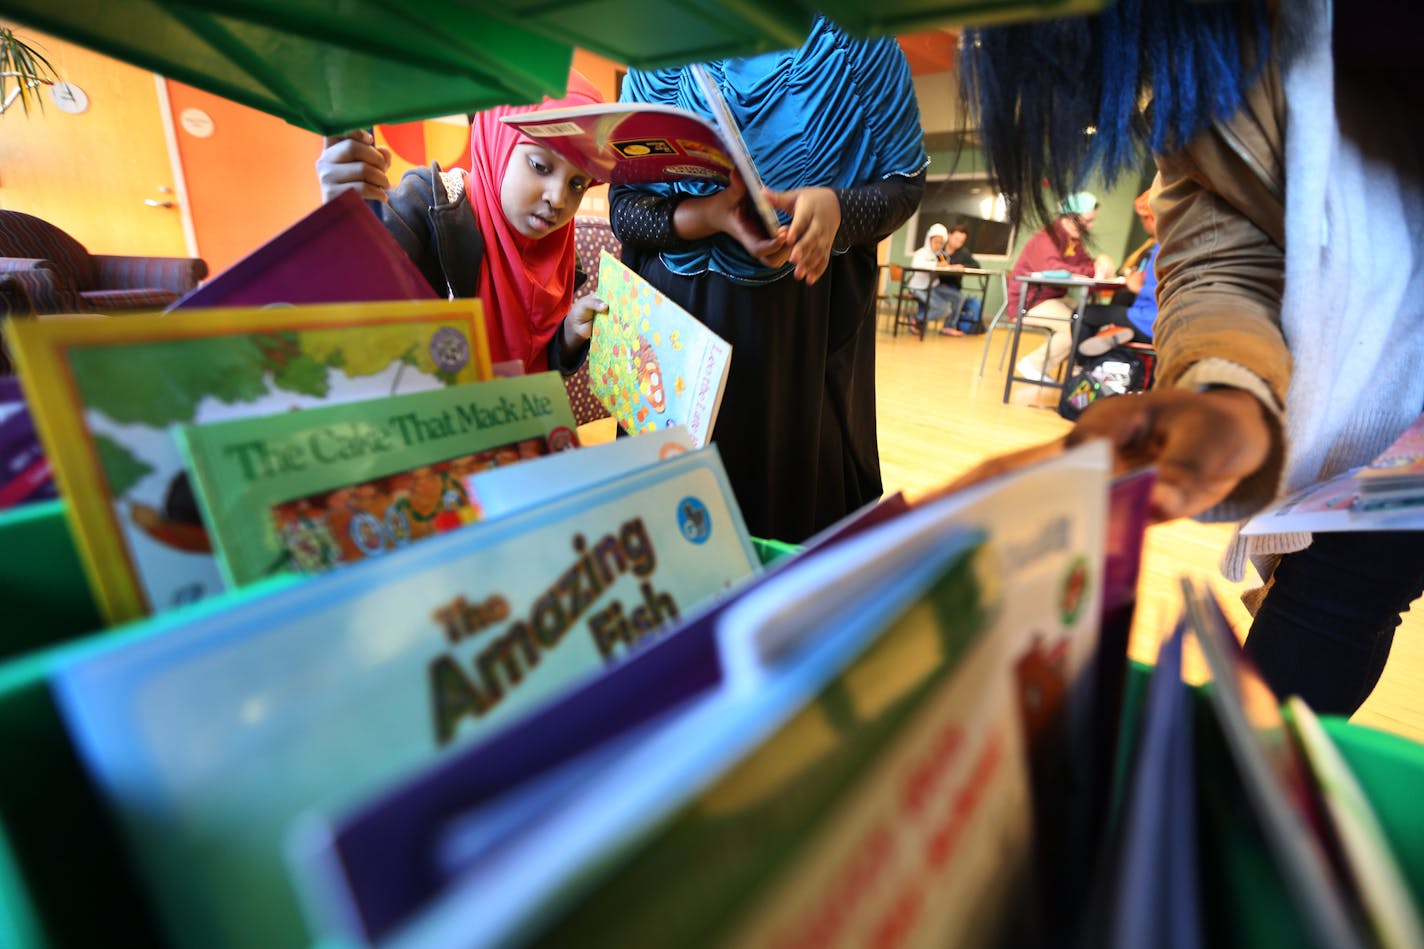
[{"left": 611, "top": 17, "right": 928, "bottom": 542}]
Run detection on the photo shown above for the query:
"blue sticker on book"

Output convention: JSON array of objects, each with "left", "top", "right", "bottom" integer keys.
[
  {"left": 677, "top": 496, "right": 711, "bottom": 545},
  {"left": 429, "top": 327, "right": 471, "bottom": 373}
]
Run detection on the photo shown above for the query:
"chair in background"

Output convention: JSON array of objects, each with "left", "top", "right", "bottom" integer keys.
[
  {"left": 566, "top": 215, "right": 619, "bottom": 426},
  {"left": 881, "top": 263, "right": 924, "bottom": 339},
  {"left": 0, "top": 209, "right": 207, "bottom": 315}
]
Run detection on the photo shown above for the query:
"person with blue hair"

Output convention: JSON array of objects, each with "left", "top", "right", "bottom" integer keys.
[
  {"left": 957, "top": 0, "right": 1424, "bottom": 716},
  {"left": 610, "top": 17, "right": 928, "bottom": 542}
]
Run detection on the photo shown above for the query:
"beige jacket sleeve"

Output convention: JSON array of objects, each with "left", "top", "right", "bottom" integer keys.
[{"left": 1148, "top": 57, "right": 1295, "bottom": 514}]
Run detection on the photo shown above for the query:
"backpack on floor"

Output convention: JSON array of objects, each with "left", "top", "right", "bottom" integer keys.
[
  {"left": 954, "top": 296, "right": 986, "bottom": 335},
  {"left": 1057, "top": 347, "right": 1153, "bottom": 421}
]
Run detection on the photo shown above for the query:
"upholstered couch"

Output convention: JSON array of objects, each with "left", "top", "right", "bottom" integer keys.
[
  {"left": 0, "top": 209, "right": 208, "bottom": 315},
  {"left": 566, "top": 215, "right": 621, "bottom": 426}
]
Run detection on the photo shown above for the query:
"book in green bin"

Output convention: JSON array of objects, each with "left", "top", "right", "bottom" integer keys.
[
  {"left": 175, "top": 372, "right": 578, "bottom": 588},
  {"left": 53, "top": 444, "right": 759, "bottom": 949}
]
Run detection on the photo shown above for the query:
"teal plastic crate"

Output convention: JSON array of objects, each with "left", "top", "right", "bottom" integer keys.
[{"left": 0, "top": 500, "right": 101, "bottom": 662}]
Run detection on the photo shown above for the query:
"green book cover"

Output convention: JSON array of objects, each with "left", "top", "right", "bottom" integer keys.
[{"left": 176, "top": 372, "right": 578, "bottom": 588}]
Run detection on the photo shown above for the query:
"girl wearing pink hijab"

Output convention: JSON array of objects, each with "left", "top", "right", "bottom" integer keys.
[{"left": 317, "top": 71, "right": 606, "bottom": 375}]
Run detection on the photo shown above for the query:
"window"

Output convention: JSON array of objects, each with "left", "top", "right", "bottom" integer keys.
[{"left": 905, "top": 173, "right": 1014, "bottom": 258}]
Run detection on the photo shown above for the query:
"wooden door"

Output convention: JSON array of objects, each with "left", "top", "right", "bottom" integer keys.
[{"left": 0, "top": 27, "right": 189, "bottom": 257}]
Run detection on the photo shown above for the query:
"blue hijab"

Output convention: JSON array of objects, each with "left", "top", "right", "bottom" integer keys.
[{"left": 620, "top": 16, "right": 928, "bottom": 283}]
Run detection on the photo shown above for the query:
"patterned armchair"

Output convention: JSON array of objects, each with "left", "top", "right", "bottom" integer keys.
[
  {"left": 567, "top": 215, "right": 622, "bottom": 426},
  {"left": 0, "top": 209, "right": 208, "bottom": 315}
]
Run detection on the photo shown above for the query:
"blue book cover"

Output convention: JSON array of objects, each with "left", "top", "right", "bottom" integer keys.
[
  {"left": 293, "top": 443, "right": 1113, "bottom": 947},
  {"left": 52, "top": 446, "right": 757, "bottom": 949}
]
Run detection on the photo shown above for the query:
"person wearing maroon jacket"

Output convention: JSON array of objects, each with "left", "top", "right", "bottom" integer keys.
[{"left": 1009, "top": 191, "right": 1115, "bottom": 384}]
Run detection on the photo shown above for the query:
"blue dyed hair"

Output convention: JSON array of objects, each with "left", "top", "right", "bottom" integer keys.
[{"left": 959, "top": 0, "right": 1270, "bottom": 228}]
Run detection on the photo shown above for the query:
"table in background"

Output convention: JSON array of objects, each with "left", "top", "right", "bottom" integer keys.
[
  {"left": 892, "top": 265, "right": 1002, "bottom": 340},
  {"left": 1003, "top": 273, "right": 1125, "bottom": 402}
]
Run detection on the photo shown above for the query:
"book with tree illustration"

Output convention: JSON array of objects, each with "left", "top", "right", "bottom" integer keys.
[
  {"left": 500, "top": 65, "right": 780, "bottom": 238},
  {"left": 53, "top": 445, "right": 757, "bottom": 949},
  {"left": 175, "top": 372, "right": 578, "bottom": 587},
  {"left": 6, "top": 300, "right": 491, "bottom": 624},
  {"left": 590, "top": 251, "right": 731, "bottom": 447}
]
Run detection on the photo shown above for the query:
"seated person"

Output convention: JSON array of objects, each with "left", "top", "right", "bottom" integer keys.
[
  {"left": 908, "top": 223, "right": 982, "bottom": 334},
  {"left": 1009, "top": 192, "right": 1115, "bottom": 383},
  {"left": 1081, "top": 188, "right": 1160, "bottom": 354},
  {"left": 907, "top": 224, "right": 951, "bottom": 330},
  {"left": 937, "top": 224, "right": 982, "bottom": 336}
]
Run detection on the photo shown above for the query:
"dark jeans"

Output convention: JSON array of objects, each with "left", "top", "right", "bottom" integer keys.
[
  {"left": 1080, "top": 303, "right": 1150, "bottom": 343},
  {"left": 1243, "top": 530, "right": 1424, "bottom": 716}
]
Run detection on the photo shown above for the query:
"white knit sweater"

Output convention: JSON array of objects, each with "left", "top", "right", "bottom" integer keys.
[{"left": 1218, "top": 0, "right": 1424, "bottom": 582}]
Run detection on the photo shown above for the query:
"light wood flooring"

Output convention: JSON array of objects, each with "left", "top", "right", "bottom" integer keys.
[{"left": 582, "top": 317, "right": 1424, "bottom": 743}]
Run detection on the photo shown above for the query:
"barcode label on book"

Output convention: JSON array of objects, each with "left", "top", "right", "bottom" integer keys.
[{"left": 521, "top": 122, "right": 584, "bottom": 137}]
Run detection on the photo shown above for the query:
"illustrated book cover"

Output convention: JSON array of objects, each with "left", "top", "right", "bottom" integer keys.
[
  {"left": 175, "top": 372, "right": 578, "bottom": 587},
  {"left": 589, "top": 251, "right": 731, "bottom": 447},
  {"left": 289, "top": 443, "right": 1114, "bottom": 947},
  {"left": 500, "top": 68, "right": 779, "bottom": 238},
  {"left": 171, "top": 190, "right": 437, "bottom": 309},
  {"left": 6, "top": 299, "right": 491, "bottom": 624},
  {"left": 53, "top": 445, "right": 758, "bottom": 949}
]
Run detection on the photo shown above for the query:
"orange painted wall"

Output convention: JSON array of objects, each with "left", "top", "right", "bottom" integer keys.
[
  {"left": 164, "top": 80, "right": 324, "bottom": 277},
  {"left": 568, "top": 49, "right": 627, "bottom": 219}
]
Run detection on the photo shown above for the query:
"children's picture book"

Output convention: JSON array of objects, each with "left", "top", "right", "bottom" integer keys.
[
  {"left": 175, "top": 372, "right": 578, "bottom": 587},
  {"left": 500, "top": 69, "right": 780, "bottom": 239},
  {"left": 1182, "top": 577, "right": 1369, "bottom": 949},
  {"left": 1354, "top": 412, "right": 1424, "bottom": 505},
  {"left": 6, "top": 300, "right": 491, "bottom": 624},
  {"left": 170, "top": 190, "right": 437, "bottom": 309},
  {"left": 466, "top": 424, "right": 693, "bottom": 520},
  {"left": 1284, "top": 696, "right": 1424, "bottom": 949},
  {"left": 53, "top": 445, "right": 758, "bottom": 949},
  {"left": 289, "top": 443, "right": 1115, "bottom": 947},
  {"left": 590, "top": 251, "right": 731, "bottom": 446},
  {"left": 0, "top": 376, "right": 54, "bottom": 509},
  {"left": 1241, "top": 466, "right": 1424, "bottom": 535}
]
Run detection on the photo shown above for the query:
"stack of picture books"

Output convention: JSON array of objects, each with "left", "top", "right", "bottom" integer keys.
[
  {"left": 1243, "top": 412, "right": 1424, "bottom": 536},
  {"left": 1354, "top": 413, "right": 1424, "bottom": 513}
]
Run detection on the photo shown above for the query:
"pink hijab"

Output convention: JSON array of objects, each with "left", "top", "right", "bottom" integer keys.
[{"left": 463, "top": 71, "right": 603, "bottom": 373}]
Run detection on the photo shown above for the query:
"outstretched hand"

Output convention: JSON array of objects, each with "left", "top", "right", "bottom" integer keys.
[
  {"left": 1069, "top": 388, "right": 1274, "bottom": 521},
  {"left": 937, "top": 388, "right": 1275, "bottom": 524},
  {"left": 317, "top": 130, "right": 393, "bottom": 204},
  {"left": 764, "top": 186, "right": 841, "bottom": 284}
]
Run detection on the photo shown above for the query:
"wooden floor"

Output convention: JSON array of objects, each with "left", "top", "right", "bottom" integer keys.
[{"left": 580, "top": 316, "right": 1424, "bottom": 742}]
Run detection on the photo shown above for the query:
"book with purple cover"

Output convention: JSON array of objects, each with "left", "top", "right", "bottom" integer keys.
[
  {"left": 0, "top": 376, "right": 55, "bottom": 509},
  {"left": 170, "top": 191, "right": 436, "bottom": 309}
]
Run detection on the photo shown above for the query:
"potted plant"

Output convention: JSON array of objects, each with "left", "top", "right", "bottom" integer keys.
[{"left": 0, "top": 22, "right": 57, "bottom": 115}]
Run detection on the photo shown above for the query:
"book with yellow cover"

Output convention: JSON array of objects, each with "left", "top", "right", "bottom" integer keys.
[{"left": 6, "top": 300, "right": 490, "bottom": 624}]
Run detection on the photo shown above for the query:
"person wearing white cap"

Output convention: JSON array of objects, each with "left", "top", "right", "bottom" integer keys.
[{"left": 1007, "top": 191, "right": 1116, "bottom": 384}]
